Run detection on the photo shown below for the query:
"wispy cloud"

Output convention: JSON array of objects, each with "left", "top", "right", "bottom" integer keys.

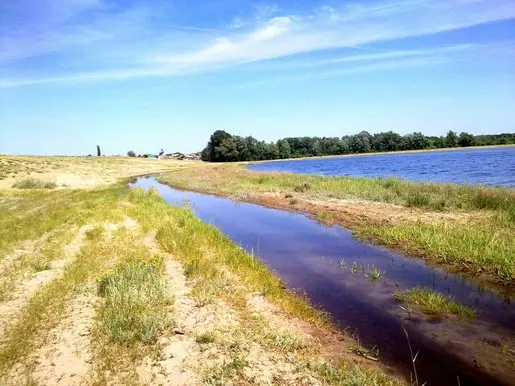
[{"left": 1, "top": 0, "right": 514, "bottom": 88}]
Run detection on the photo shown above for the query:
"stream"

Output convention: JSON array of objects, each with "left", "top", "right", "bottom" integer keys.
[{"left": 130, "top": 176, "right": 515, "bottom": 386}]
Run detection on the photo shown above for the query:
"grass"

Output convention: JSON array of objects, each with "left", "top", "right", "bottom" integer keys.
[
  {"left": 12, "top": 178, "right": 57, "bottom": 189},
  {"left": 196, "top": 331, "right": 217, "bottom": 344},
  {"left": 97, "top": 256, "right": 170, "bottom": 344},
  {"left": 0, "top": 173, "right": 413, "bottom": 385},
  {"left": 128, "top": 187, "right": 326, "bottom": 326},
  {"left": 393, "top": 287, "right": 477, "bottom": 319},
  {"left": 157, "top": 163, "right": 515, "bottom": 290},
  {"left": 159, "top": 163, "right": 515, "bottom": 213},
  {"left": 0, "top": 155, "right": 192, "bottom": 189},
  {"left": 356, "top": 216, "right": 515, "bottom": 284}
]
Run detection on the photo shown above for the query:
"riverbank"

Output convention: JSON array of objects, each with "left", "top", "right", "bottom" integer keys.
[
  {"left": 0, "top": 157, "right": 400, "bottom": 385},
  {"left": 157, "top": 163, "right": 515, "bottom": 294},
  {"left": 247, "top": 144, "right": 515, "bottom": 163}
]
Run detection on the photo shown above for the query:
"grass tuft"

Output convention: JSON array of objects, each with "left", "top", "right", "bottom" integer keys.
[
  {"left": 97, "top": 257, "right": 170, "bottom": 343},
  {"left": 394, "top": 287, "right": 477, "bottom": 318},
  {"left": 12, "top": 178, "right": 57, "bottom": 189},
  {"left": 196, "top": 331, "right": 216, "bottom": 344}
]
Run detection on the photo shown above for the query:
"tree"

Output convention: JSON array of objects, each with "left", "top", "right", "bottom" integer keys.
[
  {"left": 127, "top": 150, "right": 136, "bottom": 157},
  {"left": 277, "top": 139, "right": 291, "bottom": 159},
  {"left": 458, "top": 132, "right": 475, "bottom": 147},
  {"left": 199, "top": 130, "right": 514, "bottom": 162},
  {"left": 97, "top": 145, "right": 101, "bottom": 157},
  {"left": 348, "top": 131, "right": 372, "bottom": 153},
  {"left": 201, "top": 130, "right": 233, "bottom": 162},
  {"left": 445, "top": 131, "right": 459, "bottom": 148}
]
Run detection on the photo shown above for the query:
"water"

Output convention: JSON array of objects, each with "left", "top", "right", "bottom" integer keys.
[
  {"left": 131, "top": 177, "right": 515, "bottom": 386},
  {"left": 248, "top": 147, "right": 515, "bottom": 187}
]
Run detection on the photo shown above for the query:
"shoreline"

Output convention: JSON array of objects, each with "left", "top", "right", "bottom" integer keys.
[
  {"left": 156, "top": 163, "right": 515, "bottom": 296},
  {"left": 244, "top": 143, "right": 515, "bottom": 164}
]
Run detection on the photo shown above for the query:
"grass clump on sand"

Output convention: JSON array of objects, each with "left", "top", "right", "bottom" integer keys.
[
  {"left": 394, "top": 287, "right": 477, "bottom": 318},
  {"left": 97, "top": 257, "right": 170, "bottom": 344},
  {"left": 12, "top": 178, "right": 57, "bottom": 189}
]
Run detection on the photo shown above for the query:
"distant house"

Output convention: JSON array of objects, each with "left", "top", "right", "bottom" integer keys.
[{"left": 143, "top": 154, "right": 158, "bottom": 159}]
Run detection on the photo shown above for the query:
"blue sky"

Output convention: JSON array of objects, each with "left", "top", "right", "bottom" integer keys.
[{"left": 1, "top": 0, "right": 514, "bottom": 155}]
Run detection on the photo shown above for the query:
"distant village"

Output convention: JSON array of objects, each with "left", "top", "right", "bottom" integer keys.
[
  {"left": 91, "top": 147, "right": 201, "bottom": 160},
  {"left": 133, "top": 149, "right": 201, "bottom": 160}
]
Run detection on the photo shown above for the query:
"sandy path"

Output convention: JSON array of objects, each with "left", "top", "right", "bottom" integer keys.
[{"left": 0, "top": 226, "right": 91, "bottom": 341}]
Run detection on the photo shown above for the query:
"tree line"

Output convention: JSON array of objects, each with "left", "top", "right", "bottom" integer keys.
[{"left": 200, "top": 130, "right": 515, "bottom": 162}]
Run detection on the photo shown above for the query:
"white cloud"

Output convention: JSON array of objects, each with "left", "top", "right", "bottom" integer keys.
[{"left": 1, "top": 0, "right": 514, "bottom": 87}]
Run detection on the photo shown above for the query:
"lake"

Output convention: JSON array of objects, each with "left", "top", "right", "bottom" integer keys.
[{"left": 247, "top": 147, "right": 515, "bottom": 187}]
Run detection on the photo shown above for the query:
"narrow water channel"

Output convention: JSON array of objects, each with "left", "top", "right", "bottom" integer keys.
[{"left": 130, "top": 176, "right": 515, "bottom": 386}]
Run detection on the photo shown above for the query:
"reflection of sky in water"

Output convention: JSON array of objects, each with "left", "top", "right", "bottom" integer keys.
[
  {"left": 131, "top": 177, "right": 515, "bottom": 385},
  {"left": 248, "top": 147, "right": 515, "bottom": 187}
]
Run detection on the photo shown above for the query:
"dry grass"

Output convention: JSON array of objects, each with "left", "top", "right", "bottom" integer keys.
[{"left": 0, "top": 155, "right": 196, "bottom": 189}]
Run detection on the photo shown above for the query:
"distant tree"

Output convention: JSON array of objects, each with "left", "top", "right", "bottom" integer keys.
[
  {"left": 458, "top": 132, "right": 475, "bottom": 147},
  {"left": 199, "top": 130, "right": 514, "bottom": 162},
  {"left": 445, "top": 131, "right": 459, "bottom": 148},
  {"left": 96, "top": 145, "right": 101, "bottom": 156},
  {"left": 127, "top": 150, "right": 136, "bottom": 157},
  {"left": 348, "top": 131, "right": 372, "bottom": 153},
  {"left": 402, "top": 132, "right": 430, "bottom": 150},
  {"left": 277, "top": 139, "right": 291, "bottom": 159}
]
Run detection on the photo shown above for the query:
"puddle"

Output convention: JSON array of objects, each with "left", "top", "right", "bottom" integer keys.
[{"left": 131, "top": 176, "right": 515, "bottom": 386}]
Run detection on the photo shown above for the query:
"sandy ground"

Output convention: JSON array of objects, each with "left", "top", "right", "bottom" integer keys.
[{"left": 0, "top": 156, "right": 196, "bottom": 189}]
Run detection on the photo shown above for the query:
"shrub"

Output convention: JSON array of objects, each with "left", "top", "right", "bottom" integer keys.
[{"left": 12, "top": 179, "right": 57, "bottom": 189}]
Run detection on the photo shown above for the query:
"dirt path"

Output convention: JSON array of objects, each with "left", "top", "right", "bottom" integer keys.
[
  {"left": 0, "top": 226, "right": 91, "bottom": 342},
  {"left": 8, "top": 290, "right": 98, "bottom": 386}
]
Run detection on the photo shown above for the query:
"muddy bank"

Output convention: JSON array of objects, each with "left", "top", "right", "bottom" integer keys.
[{"left": 131, "top": 176, "right": 515, "bottom": 386}]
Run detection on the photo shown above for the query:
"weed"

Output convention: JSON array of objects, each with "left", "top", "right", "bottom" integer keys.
[
  {"left": 97, "top": 258, "right": 170, "bottom": 343},
  {"left": 196, "top": 331, "right": 216, "bottom": 344},
  {"left": 364, "top": 265, "right": 386, "bottom": 281},
  {"left": 394, "top": 287, "right": 477, "bottom": 318},
  {"left": 351, "top": 262, "right": 358, "bottom": 274},
  {"left": 294, "top": 183, "right": 311, "bottom": 193},
  {"left": 338, "top": 259, "right": 346, "bottom": 269},
  {"left": 30, "top": 260, "right": 52, "bottom": 272},
  {"left": 12, "top": 179, "right": 57, "bottom": 189},
  {"left": 289, "top": 198, "right": 298, "bottom": 205}
]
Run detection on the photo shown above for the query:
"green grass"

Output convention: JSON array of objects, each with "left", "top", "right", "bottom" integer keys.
[
  {"left": 127, "top": 187, "right": 327, "bottom": 327},
  {"left": 356, "top": 216, "right": 515, "bottom": 284},
  {"left": 196, "top": 331, "right": 216, "bottom": 344},
  {"left": 12, "top": 178, "right": 57, "bottom": 189},
  {"left": 157, "top": 164, "right": 515, "bottom": 290},
  {"left": 394, "top": 287, "right": 477, "bottom": 318},
  {"left": 97, "top": 257, "right": 170, "bottom": 344},
  {"left": 158, "top": 164, "right": 515, "bottom": 214},
  {"left": 302, "top": 361, "right": 395, "bottom": 386}
]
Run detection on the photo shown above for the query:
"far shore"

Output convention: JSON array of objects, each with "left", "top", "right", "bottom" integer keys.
[{"left": 245, "top": 143, "right": 515, "bottom": 164}]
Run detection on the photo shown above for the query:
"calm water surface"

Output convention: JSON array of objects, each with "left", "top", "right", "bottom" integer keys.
[
  {"left": 131, "top": 177, "right": 515, "bottom": 386},
  {"left": 248, "top": 147, "right": 515, "bottom": 187}
]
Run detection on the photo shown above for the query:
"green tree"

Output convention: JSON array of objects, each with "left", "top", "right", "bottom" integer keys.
[
  {"left": 446, "top": 131, "right": 459, "bottom": 148},
  {"left": 458, "top": 132, "right": 475, "bottom": 147},
  {"left": 348, "top": 131, "right": 372, "bottom": 153},
  {"left": 127, "top": 150, "right": 136, "bottom": 157},
  {"left": 97, "top": 145, "right": 101, "bottom": 157},
  {"left": 277, "top": 139, "right": 291, "bottom": 159}
]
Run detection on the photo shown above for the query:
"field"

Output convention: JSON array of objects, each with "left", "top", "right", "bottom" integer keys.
[
  {"left": 157, "top": 163, "right": 515, "bottom": 294},
  {"left": 0, "top": 156, "right": 401, "bottom": 385},
  {"left": 0, "top": 156, "right": 196, "bottom": 189}
]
